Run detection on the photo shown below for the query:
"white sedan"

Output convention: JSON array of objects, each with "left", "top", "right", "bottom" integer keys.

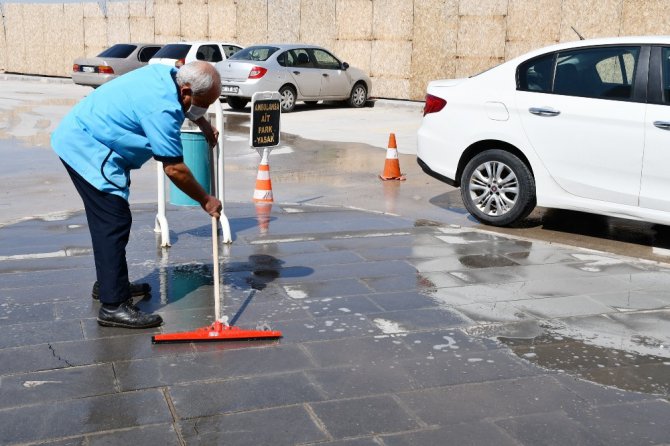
[{"left": 418, "top": 36, "right": 670, "bottom": 227}]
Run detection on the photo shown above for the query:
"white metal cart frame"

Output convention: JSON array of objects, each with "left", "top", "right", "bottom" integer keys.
[{"left": 154, "top": 101, "right": 232, "bottom": 247}]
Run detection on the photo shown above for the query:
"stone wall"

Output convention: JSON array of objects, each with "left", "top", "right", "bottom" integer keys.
[{"left": 1, "top": 0, "right": 669, "bottom": 100}]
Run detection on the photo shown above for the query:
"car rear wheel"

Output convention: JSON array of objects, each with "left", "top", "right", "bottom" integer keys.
[
  {"left": 279, "top": 85, "right": 297, "bottom": 113},
  {"left": 348, "top": 83, "right": 367, "bottom": 108},
  {"left": 227, "top": 97, "right": 248, "bottom": 111},
  {"left": 460, "top": 150, "right": 536, "bottom": 227}
]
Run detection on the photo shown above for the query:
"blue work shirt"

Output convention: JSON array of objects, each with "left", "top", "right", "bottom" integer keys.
[{"left": 52, "top": 64, "right": 185, "bottom": 200}]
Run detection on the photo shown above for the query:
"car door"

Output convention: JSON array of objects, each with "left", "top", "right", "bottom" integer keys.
[
  {"left": 285, "top": 48, "right": 322, "bottom": 97},
  {"left": 515, "top": 46, "right": 646, "bottom": 206},
  {"left": 640, "top": 46, "right": 670, "bottom": 211},
  {"left": 310, "top": 48, "right": 351, "bottom": 98}
]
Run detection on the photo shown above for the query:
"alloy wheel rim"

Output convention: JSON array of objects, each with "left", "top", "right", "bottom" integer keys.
[
  {"left": 468, "top": 161, "right": 519, "bottom": 216},
  {"left": 353, "top": 86, "right": 365, "bottom": 105},
  {"left": 281, "top": 90, "right": 294, "bottom": 110}
]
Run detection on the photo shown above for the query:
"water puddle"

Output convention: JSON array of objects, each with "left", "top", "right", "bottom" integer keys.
[{"left": 499, "top": 333, "right": 670, "bottom": 398}]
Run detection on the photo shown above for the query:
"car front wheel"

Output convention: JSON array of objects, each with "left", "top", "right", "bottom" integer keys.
[
  {"left": 227, "top": 97, "right": 248, "bottom": 111},
  {"left": 348, "top": 83, "right": 367, "bottom": 108},
  {"left": 279, "top": 85, "right": 296, "bottom": 112},
  {"left": 460, "top": 149, "right": 536, "bottom": 227}
]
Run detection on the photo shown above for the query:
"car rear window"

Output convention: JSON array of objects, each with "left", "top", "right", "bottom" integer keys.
[
  {"left": 517, "top": 53, "right": 555, "bottom": 92},
  {"left": 97, "top": 44, "right": 137, "bottom": 58},
  {"left": 153, "top": 44, "right": 191, "bottom": 59},
  {"left": 230, "top": 46, "right": 279, "bottom": 62}
]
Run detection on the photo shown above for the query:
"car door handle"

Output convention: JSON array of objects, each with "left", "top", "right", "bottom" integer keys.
[
  {"left": 529, "top": 107, "right": 561, "bottom": 117},
  {"left": 653, "top": 121, "right": 670, "bottom": 130},
  {"left": 292, "top": 71, "right": 301, "bottom": 75},
  {"left": 322, "top": 73, "right": 329, "bottom": 77}
]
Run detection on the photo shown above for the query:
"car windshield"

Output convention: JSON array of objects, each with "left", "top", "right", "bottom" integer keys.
[
  {"left": 229, "top": 46, "right": 279, "bottom": 62},
  {"left": 153, "top": 44, "right": 191, "bottom": 59},
  {"left": 97, "top": 44, "right": 137, "bottom": 58}
]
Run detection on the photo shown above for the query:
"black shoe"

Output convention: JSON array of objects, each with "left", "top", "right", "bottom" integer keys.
[
  {"left": 91, "top": 281, "right": 151, "bottom": 300},
  {"left": 97, "top": 300, "right": 163, "bottom": 329}
]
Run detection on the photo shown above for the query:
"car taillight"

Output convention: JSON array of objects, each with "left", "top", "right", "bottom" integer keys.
[
  {"left": 248, "top": 66, "right": 267, "bottom": 79},
  {"left": 98, "top": 65, "right": 114, "bottom": 74},
  {"left": 423, "top": 94, "right": 447, "bottom": 116},
  {"left": 72, "top": 64, "right": 80, "bottom": 72},
  {"left": 175, "top": 58, "right": 185, "bottom": 68}
]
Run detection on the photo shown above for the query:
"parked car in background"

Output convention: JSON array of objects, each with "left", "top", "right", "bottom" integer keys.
[
  {"left": 149, "top": 41, "right": 242, "bottom": 68},
  {"left": 72, "top": 43, "right": 163, "bottom": 87},
  {"left": 418, "top": 36, "right": 670, "bottom": 227},
  {"left": 216, "top": 44, "right": 371, "bottom": 112}
]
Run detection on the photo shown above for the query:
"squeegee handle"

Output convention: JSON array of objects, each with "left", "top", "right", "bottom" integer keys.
[{"left": 212, "top": 216, "right": 221, "bottom": 322}]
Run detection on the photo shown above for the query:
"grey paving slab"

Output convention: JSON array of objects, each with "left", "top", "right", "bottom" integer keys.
[
  {"left": 568, "top": 400, "right": 670, "bottom": 446},
  {"left": 512, "top": 295, "right": 615, "bottom": 319},
  {"left": 0, "top": 389, "right": 172, "bottom": 445},
  {"left": 281, "top": 278, "right": 372, "bottom": 299},
  {"left": 366, "top": 291, "right": 439, "bottom": 312},
  {"left": 0, "top": 268, "right": 96, "bottom": 291},
  {"left": 401, "top": 348, "right": 542, "bottom": 389},
  {"left": 115, "top": 344, "right": 312, "bottom": 391},
  {"left": 0, "top": 319, "right": 84, "bottom": 349},
  {"left": 179, "top": 405, "right": 328, "bottom": 445},
  {"left": 0, "top": 282, "right": 86, "bottom": 303},
  {"left": 272, "top": 314, "right": 380, "bottom": 343},
  {"left": 307, "top": 362, "right": 416, "bottom": 398},
  {"left": 0, "top": 300, "right": 57, "bottom": 325},
  {"left": 495, "top": 411, "right": 607, "bottom": 446},
  {"left": 301, "top": 295, "right": 385, "bottom": 318},
  {"left": 303, "top": 438, "right": 380, "bottom": 446},
  {"left": 33, "top": 439, "right": 86, "bottom": 446},
  {"left": 367, "top": 307, "right": 471, "bottom": 331},
  {"left": 46, "top": 333, "right": 195, "bottom": 367},
  {"left": 0, "top": 364, "right": 116, "bottom": 409},
  {"left": 588, "top": 289, "right": 669, "bottom": 312},
  {"left": 361, "top": 273, "right": 432, "bottom": 293},
  {"left": 554, "top": 374, "right": 655, "bottom": 406},
  {"left": 303, "top": 335, "right": 414, "bottom": 367},
  {"left": 274, "top": 259, "right": 417, "bottom": 283},
  {"left": 309, "top": 395, "right": 421, "bottom": 439},
  {"left": 397, "top": 375, "right": 583, "bottom": 426},
  {"left": 398, "top": 328, "right": 500, "bottom": 356},
  {"left": 169, "top": 371, "right": 324, "bottom": 419},
  {"left": 381, "top": 422, "right": 519, "bottom": 446},
  {"left": 0, "top": 344, "right": 71, "bottom": 375},
  {"left": 87, "top": 423, "right": 181, "bottom": 446}
]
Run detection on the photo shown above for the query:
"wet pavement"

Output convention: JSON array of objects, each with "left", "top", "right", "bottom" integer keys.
[
  {"left": 0, "top": 203, "right": 669, "bottom": 445},
  {"left": 1, "top": 75, "right": 670, "bottom": 444}
]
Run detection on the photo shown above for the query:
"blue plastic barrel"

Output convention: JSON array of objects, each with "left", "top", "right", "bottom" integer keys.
[{"left": 169, "top": 131, "right": 211, "bottom": 206}]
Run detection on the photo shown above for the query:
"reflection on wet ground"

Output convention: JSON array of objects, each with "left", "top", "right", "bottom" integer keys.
[
  {"left": 416, "top": 225, "right": 670, "bottom": 399},
  {"left": 500, "top": 334, "right": 670, "bottom": 398}
]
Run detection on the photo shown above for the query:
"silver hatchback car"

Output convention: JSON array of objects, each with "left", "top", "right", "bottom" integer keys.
[{"left": 216, "top": 44, "right": 371, "bottom": 112}]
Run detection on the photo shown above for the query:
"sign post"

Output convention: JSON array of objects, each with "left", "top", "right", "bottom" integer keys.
[
  {"left": 250, "top": 91, "right": 281, "bottom": 152},
  {"left": 250, "top": 92, "right": 281, "bottom": 209}
]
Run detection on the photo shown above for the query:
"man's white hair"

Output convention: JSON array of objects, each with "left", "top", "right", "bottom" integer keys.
[{"left": 176, "top": 61, "right": 216, "bottom": 96}]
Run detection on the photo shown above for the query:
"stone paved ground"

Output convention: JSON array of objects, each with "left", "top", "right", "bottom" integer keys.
[{"left": 0, "top": 202, "right": 669, "bottom": 446}]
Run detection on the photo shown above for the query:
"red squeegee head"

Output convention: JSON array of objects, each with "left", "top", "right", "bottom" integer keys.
[{"left": 152, "top": 320, "right": 282, "bottom": 344}]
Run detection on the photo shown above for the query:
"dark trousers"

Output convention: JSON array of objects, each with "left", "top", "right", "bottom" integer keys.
[{"left": 62, "top": 160, "right": 131, "bottom": 305}]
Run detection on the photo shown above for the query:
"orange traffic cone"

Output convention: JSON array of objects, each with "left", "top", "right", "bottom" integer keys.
[
  {"left": 379, "top": 133, "right": 406, "bottom": 181},
  {"left": 253, "top": 152, "right": 274, "bottom": 203},
  {"left": 255, "top": 203, "right": 272, "bottom": 234}
]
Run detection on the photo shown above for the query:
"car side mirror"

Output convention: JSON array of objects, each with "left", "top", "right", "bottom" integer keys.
[{"left": 342, "top": 62, "right": 349, "bottom": 70}]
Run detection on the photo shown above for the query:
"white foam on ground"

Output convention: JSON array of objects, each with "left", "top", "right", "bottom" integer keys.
[
  {"left": 283, "top": 286, "right": 308, "bottom": 300},
  {"left": 372, "top": 318, "right": 406, "bottom": 334},
  {"left": 23, "top": 381, "right": 62, "bottom": 388}
]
